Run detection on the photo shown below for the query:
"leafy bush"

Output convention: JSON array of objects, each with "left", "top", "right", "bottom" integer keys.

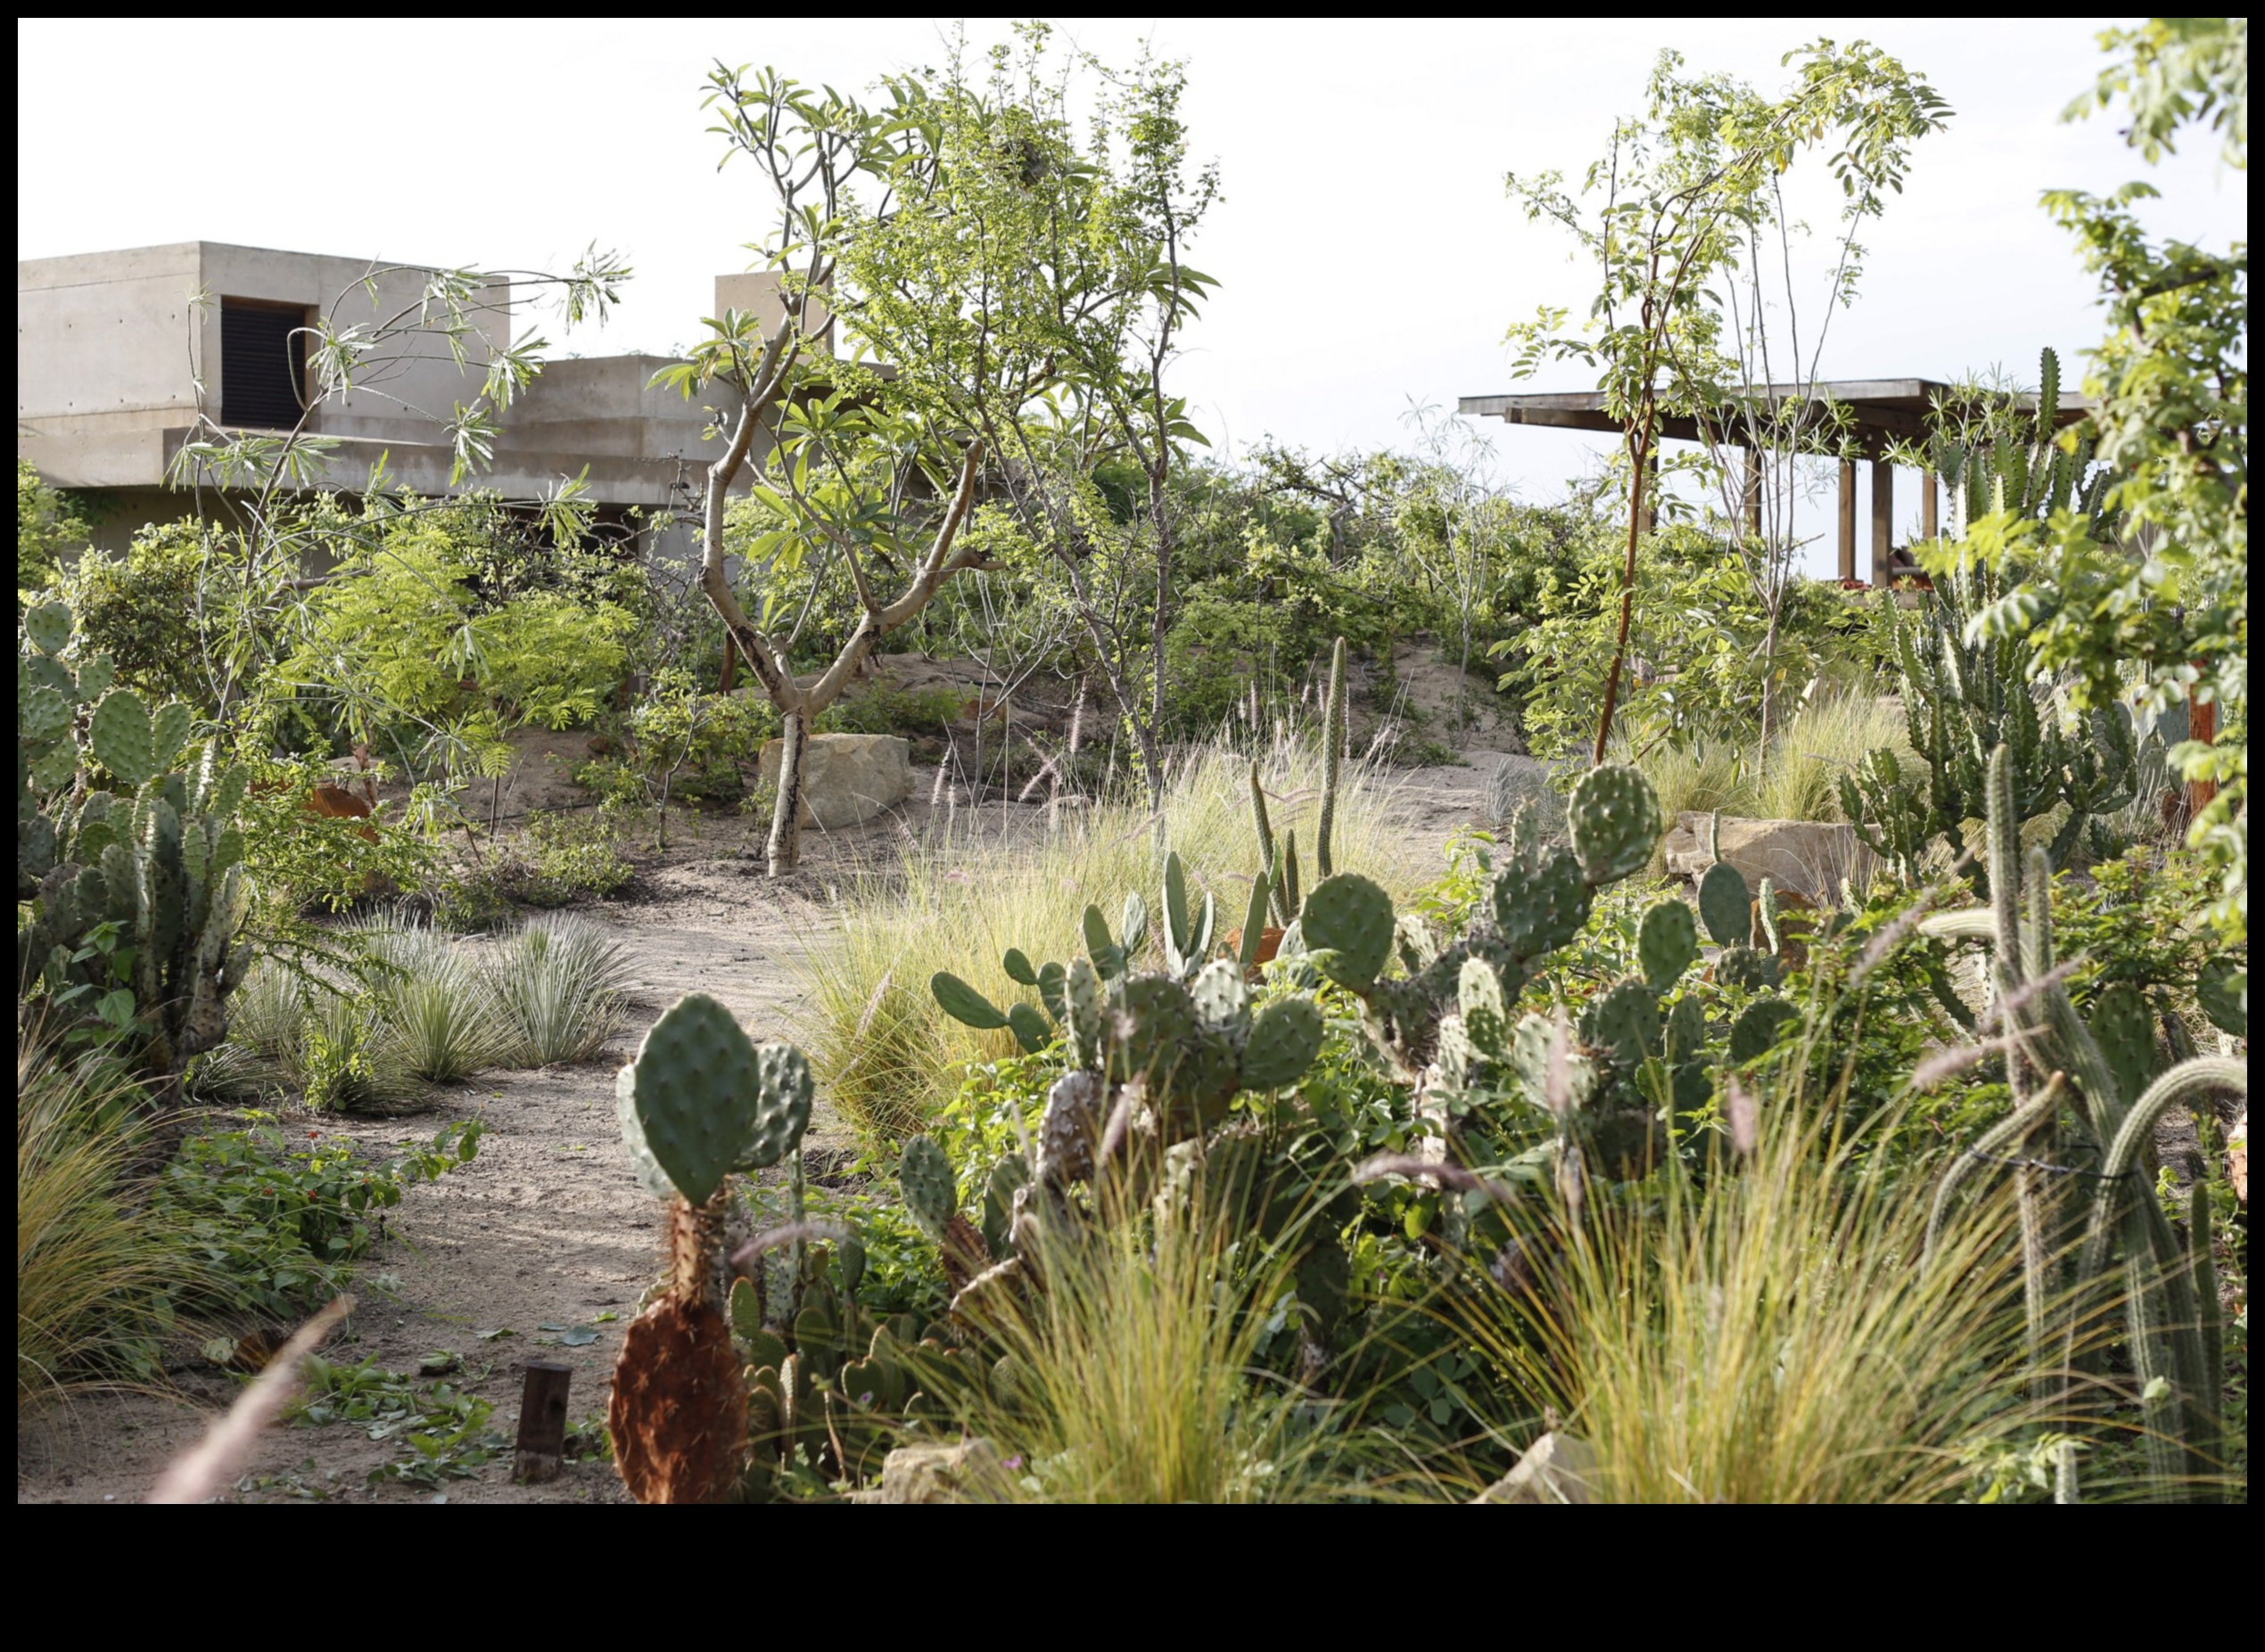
[
  {"left": 153, "top": 1114, "right": 482, "bottom": 1321},
  {"left": 16, "top": 461, "right": 91, "bottom": 596},
  {"left": 484, "top": 915, "right": 632, "bottom": 1065},
  {"left": 819, "top": 678, "right": 967, "bottom": 740}
]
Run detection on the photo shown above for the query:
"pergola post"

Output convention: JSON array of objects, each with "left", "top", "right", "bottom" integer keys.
[
  {"left": 1636, "top": 447, "right": 1660, "bottom": 536},
  {"left": 1922, "top": 471, "right": 1940, "bottom": 543},
  {"left": 1837, "top": 460, "right": 1857, "bottom": 583},
  {"left": 1742, "top": 447, "right": 1762, "bottom": 539},
  {"left": 1871, "top": 456, "right": 1894, "bottom": 588}
]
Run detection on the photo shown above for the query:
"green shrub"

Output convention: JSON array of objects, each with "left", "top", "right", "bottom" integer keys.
[
  {"left": 16, "top": 460, "right": 91, "bottom": 596},
  {"left": 347, "top": 916, "right": 505, "bottom": 1084},
  {"left": 518, "top": 809, "right": 634, "bottom": 902},
  {"left": 154, "top": 1114, "right": 482, "bottom": 1321},
  {"left": 819, "top": 678, "right": 967, "bottom": 739}
]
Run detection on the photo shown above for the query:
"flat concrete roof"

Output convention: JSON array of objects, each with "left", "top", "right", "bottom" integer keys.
[{"left": 1457, "top": 378, "right": 2092, "bottom": 452}]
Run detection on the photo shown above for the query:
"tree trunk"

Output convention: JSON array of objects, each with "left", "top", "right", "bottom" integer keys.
[
  {"left": 1756, "top": 606, "right": 1782, "bottom": 780},
  {"left": 767, "top": 709, "right": 807, "bottom": 876},
  {"left": 1592, "top": 423, "right": 1653, "bottom": 766}
]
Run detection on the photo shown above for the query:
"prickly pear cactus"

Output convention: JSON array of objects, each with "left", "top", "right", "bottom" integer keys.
[
  {"left": 1699, "top": 859, "right": 1751, "bottom": 947},
  {"left": 1637, "top": 900, "right": 1699, "bottom": 992},
  {"left": 898, "top": 1135, "right": 958, "bottom": 1244},
  {"left": 621, "top": 993, "right": 761, "bottom": 1205},
  {"left": 1580, "top": 979, "right": 1661, "bottom": 1067},
  {"left": 1569, "top": 764, "right": 1664, "bottom": 885},
  {"left": 1240, "top": 997, "right": 1323, "bottom": 1089},
  {"left": 1302, "top": 873, "right": 1396, "bottom": 990}
]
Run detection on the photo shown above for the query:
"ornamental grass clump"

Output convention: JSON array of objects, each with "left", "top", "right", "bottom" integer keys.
[
  {"left": 485, "top": 914, "right": 633, "bottom": 1066},
  {"left": 347, "top": 914, "right": 504, "bottom": 1085},
  {"left": 1461, "top": 1097, "right": 2055, "bottom": 1504},
  {"left": 17, "top": 1038, "right": 192, "bottom": 1410}
]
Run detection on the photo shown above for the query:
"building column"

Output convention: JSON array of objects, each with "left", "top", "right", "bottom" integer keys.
[
  {"left": 1922, "top": 470, "right": 1940, "bottom": 543},
  {"left": 1871, "top": 456, "right": 1894, "bottom": 588},
  {"left": 1837, "top": 459, "right": 1857, "bottom": 583},
  {"left": 1742, "top": 447, "right": 1763, "bottom": 539}
]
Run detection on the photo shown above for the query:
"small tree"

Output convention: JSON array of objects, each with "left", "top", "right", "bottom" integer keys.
[
  {"left": 665, "top": 55, "right": 1100, "bottom": 874},
  {"left": 1506, "top": 40, "right": 1948, "bottom": 766}
]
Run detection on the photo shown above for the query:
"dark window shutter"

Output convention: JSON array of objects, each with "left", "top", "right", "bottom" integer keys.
[{"left": 220, "top": 303, "right": 309, "bottom": 429}]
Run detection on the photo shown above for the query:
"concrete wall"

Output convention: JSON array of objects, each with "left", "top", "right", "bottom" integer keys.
[{"left": 20, "top": 242, "right": 752, "bottom": 532}]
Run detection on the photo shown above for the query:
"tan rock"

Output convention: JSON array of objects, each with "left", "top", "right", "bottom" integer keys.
[
  {"left": 864, "top": 1437, "right": 1018, "bottom": 1504},
  {"left": 756, "top": 733, "right": 911, "bottom": 828},
  {"left": 1472, "top": 1432, "right": 1599, "bottom": 1504},
  {"left": 1663, "top": 811, "right": 1869, "bottom": 900}
]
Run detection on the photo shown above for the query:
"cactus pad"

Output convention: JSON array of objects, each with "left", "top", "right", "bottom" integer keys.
[
  {"left": 624, "top": 993, "right": 760, "bottom": 1204},
  {"left": 1663, "top": 992, "right": 1708, "bottom": 1064},
  {"left": 1301, "top": 873, "right": 1395, "bottom": 989},
  {"left": 2196, "top": 955, "right": 2246, "bottom": 1039},
  {"left": 1698, "top": 860, "right": 1751, "bottom": 947},
  {"left": 1191, "top": 959, "right": 1251, "bottom": 1040},
  {"left": 89, "top": 691, "right": 161, "bottom": 787},
  {"left": 1728, "top": 997, "right": 1800, "bottom": 1064},
  {"left": 1002, "top": 948, "right": 1038, "bottom": 986},
  {"left": 1569, "top": 763, "right": 1664, "bottom": 885},
  {"left": 1580, "top": 978, "right": 1661, "bottom": 1066},
  {"left": 930, "top": 970, "right": 1008, "bottom": 1030},
  {"left": 1115, "top": 975, "right": 1198, "bottom": 1082},
  {"left": 1637, "top": 900, "right": 1699, "bottom": 991},
  {"left": 1083, "top": 904, "right": 1122, "bottom": 976},
  {"left": 1064, "top": 958, "right": 1105, "bottom": 1068},
  {"left": 1491, "top": 847, "right": 1594, "bottom": 959},
  {"left": 1458, "top": 956, "right": 1511, "bottom": 1053},
  {"left": 897, "top": 1135, "right": 957, "bottom": 1243},
  {"left": 1240, "top": 996, "right": 1323, "bottom": 1089},
  {"left": 1006, "top": 1001, "right": 1051, "bottom": 1055},
  {"left": 23, "top": 602, "right": 72, "bottom": 657},
  {"left": 1713, "top": 945, "right": 1778, "bottom": 992},
  {"left": 614, "top": 1063, "right": 678, "bottom": 1201},
  {"left": 741, "top": 1040, "right": 813, "bottom": 1170}
]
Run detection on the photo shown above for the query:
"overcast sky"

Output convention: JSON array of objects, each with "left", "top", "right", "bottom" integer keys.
[{"left": 16, "top": 17, "right": 2245, "bottom": 571}]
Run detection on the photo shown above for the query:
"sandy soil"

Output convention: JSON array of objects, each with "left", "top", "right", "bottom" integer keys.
[{"left": 19, "top": 752, "right": 1503, "bottom": 1505}]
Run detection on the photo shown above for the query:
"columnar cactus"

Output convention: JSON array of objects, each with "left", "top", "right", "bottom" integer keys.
[
  {"left": 19, "top": 601, "right": 252, "bottom": 1101},
  {"left": 1921, "top": 743, "right": 2243, "bottom": 1501}
]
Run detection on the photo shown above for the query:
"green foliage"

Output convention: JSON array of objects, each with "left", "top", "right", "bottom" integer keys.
[
  {"left": 484, "top": 915, "right": 630, "bottom": 1067},
  {"left": 17, "top": 1042, "right": 186, "bottom": 1408},
  {"left": 289, "top": 1355, "right": 506, "bottom": 1487},
  {"left": 154, "top": 1114, "right": 481, "bottom": 1321},
  {"left": 19, "top": 602, "right": 255, "bottom": 1098},
  {"left": 1839, "top": 556, "right": 2138, "bottom": 885},
  {"left": 56, "top": 521, "right": 232, "bottom": 707},
  {"left": 616, "top": 992, "right": 812, "bottom": 1206},
  {"left": 16, "top": 462, "right": 91, "bottom": 597}
]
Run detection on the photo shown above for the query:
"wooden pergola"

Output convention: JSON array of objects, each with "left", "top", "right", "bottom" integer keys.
[{"left": 1456, "top": 379, "right": 2092, "bottom": 585}]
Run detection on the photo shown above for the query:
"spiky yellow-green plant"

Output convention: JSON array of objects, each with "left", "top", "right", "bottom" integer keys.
[
  {"left": 802, "top": 736, "right": 1410, "bottom": 1138},
  {"left": 960, "top": 1205, "right": 1320, "bottom": 1504},
  {"left": 1461, "top": 1101, "right": 2051, "bottom": 1503},
  {"left": 17, "top": 1040, "right": 190, "bottom": 1411}
]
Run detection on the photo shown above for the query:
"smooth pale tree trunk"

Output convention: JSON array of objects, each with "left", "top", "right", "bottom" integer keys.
[{"left": 766, "top": 708, "right": 808, "bottom": 877}]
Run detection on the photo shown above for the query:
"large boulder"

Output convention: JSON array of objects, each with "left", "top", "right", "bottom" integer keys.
[
  {"left": 1662, "top": 811, "right": 1864, "bottom": 900},
  {"left": 756, "top": 733, "right": 911, "bottom": 828}
]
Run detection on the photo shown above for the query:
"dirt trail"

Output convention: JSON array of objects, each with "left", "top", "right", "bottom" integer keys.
[{"left": 18, "top": 756, "right": 1497, "bottom": 1505}]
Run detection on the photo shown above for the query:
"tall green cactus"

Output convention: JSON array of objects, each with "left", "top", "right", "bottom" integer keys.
[
  {"left": 19, "top": 601, "right": 252, "bottom": 1102},
  {"left": 1928, "top": 349, "right": 2117, "bottom": 538},
  {"left": 1922, "top": 743, "right": 2242, "bottom": 1500}
]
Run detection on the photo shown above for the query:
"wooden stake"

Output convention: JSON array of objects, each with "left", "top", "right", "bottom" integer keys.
[{"left": 515, "top": 1361, "right": 572, "bottom": 1484}]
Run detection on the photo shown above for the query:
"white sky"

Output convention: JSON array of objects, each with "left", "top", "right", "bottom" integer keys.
[{"left": 16, "top": 17, "right": 2246, "bottom": 573}]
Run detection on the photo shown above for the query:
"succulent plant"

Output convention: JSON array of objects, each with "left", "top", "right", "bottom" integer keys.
[
  {"left": 1921, "top": 742, "right": 2244, "bottom": 1501},
  {"left": 896, "top": 1134, "right": 959, "bottom": 1244},
  {"left": 19, "top": 603, "right": 252, "bottom": 1102}
]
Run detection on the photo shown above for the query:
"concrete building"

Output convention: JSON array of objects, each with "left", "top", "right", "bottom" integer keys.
[{"left": 17, "top": 242, "right": 811, "bottom": 552}]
